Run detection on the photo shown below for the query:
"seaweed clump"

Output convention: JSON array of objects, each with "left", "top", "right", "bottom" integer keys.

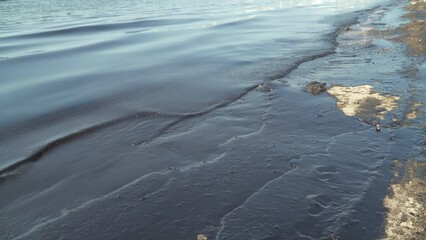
[{"left": 304, "top": 81, "right": 327, "bottom": 95}]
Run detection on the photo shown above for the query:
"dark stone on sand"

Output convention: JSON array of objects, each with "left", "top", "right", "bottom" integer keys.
[
  {"left": 304, "top": 81, "right": 327, "bottom": 95},
  {"left": 290, "top": 163, "right": 298, "bottom": 169}
]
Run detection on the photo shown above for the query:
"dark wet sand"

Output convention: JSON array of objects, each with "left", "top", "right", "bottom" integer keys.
[
  {"left": 380, "top": 1, "right": 426, "bottom": 239},
  {"left": 1, "top": 1, "right": 426, "bottom": 240}
]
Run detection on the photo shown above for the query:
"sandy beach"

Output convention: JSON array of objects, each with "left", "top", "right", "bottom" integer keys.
[{"left": 0, "top": 0, "right": 425, "bottom": 239}]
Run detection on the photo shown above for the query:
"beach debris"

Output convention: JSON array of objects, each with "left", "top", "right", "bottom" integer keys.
[
  {"left": 197, "top": 234, "right": 208, "bottom": 240},
  {"left": 366, "top": 120, "right": 382, "bottom": 131},
  {"left": 327, "top": 85, "right": 400, "bottom": 120},
  {"left": 304, "top": 81, "right": 327, "bottom": 95},
  {"left": 382, "top": 160, "right": 426, "bottom": 240}
]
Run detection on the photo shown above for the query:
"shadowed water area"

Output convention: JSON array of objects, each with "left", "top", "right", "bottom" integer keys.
[{"left": 1, "top": 0, "right": 425, "bottom": 239}]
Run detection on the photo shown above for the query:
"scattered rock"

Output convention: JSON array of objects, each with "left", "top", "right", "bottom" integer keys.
[{"left": 304, "top": 81, "right": 327, "bottom": 95}]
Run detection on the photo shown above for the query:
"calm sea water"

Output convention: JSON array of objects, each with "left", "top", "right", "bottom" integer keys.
[
  {"left": 1, "top": 0, "right": 388, "bottom": 132},
  {"left": 5, "top": 0, "right": 421, "bottom": 240}
]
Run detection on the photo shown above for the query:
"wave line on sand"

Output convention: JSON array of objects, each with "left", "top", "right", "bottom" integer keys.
[{"left": 0, "top": 15, "right": 361, "bottom": 181}]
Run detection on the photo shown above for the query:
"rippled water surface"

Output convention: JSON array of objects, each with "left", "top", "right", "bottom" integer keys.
[
  {"left": 1, "top": 0, "right": 387, "bottom": 131},
  {"left": 3, "top": 0, "right": 424, "bottom": 239}
]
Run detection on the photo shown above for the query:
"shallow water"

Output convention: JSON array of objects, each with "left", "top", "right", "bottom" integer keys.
[
  {"left": 0, "top": 0, "right": 387, "bottom": 134},
  {"left": 1, "top": 0, "right": 425, "bottom": 239}
]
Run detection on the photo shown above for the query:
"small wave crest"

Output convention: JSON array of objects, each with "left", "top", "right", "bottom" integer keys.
[{"left": 2, "top": 18, "right": 200, "bottom": 40}]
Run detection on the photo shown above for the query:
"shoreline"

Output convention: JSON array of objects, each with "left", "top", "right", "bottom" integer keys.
[
  {"left": 287, "top": 0, "right": 426, "bottom": 238},
  {"left": 380, "top": 0, "right": 426, "bottom": 239},
  {"left": 1, "top": 1, "right": 425, "bottom": 239},
  {"left": 323, "top": 0, "right": 425, "bottom": 238}
]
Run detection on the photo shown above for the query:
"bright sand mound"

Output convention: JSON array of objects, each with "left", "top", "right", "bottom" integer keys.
[{"left": 327, "top": 85, "right": 400, "bottom": 120}]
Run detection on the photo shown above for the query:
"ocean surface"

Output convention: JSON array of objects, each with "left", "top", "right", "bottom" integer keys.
[
  {"left": 0, "top": 0, "right": 389, "bottom": 134},
  {"left": 1, "top": 0, "right": 425, "bottom": 239}
]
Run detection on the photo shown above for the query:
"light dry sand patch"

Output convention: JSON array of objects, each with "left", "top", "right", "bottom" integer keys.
[
  {"left": 382, "top": 160, "right": 426, "bottom": 240},
  {"left": 327, "top": 85, "right": 400, "bottom": 120}
]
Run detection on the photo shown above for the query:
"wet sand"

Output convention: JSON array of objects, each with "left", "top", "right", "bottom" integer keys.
[
  {"left": 382, "top": 160, "right": 426, "bottom": 240},
  {"left": 1, "top": 0, "right": 425, "bottom": 239},
  {"left": 380, "top": 0, "right": 426, "bottom": 239},
  {"left": 287, "top": 0, "right": 426, "bottom": 238}
]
